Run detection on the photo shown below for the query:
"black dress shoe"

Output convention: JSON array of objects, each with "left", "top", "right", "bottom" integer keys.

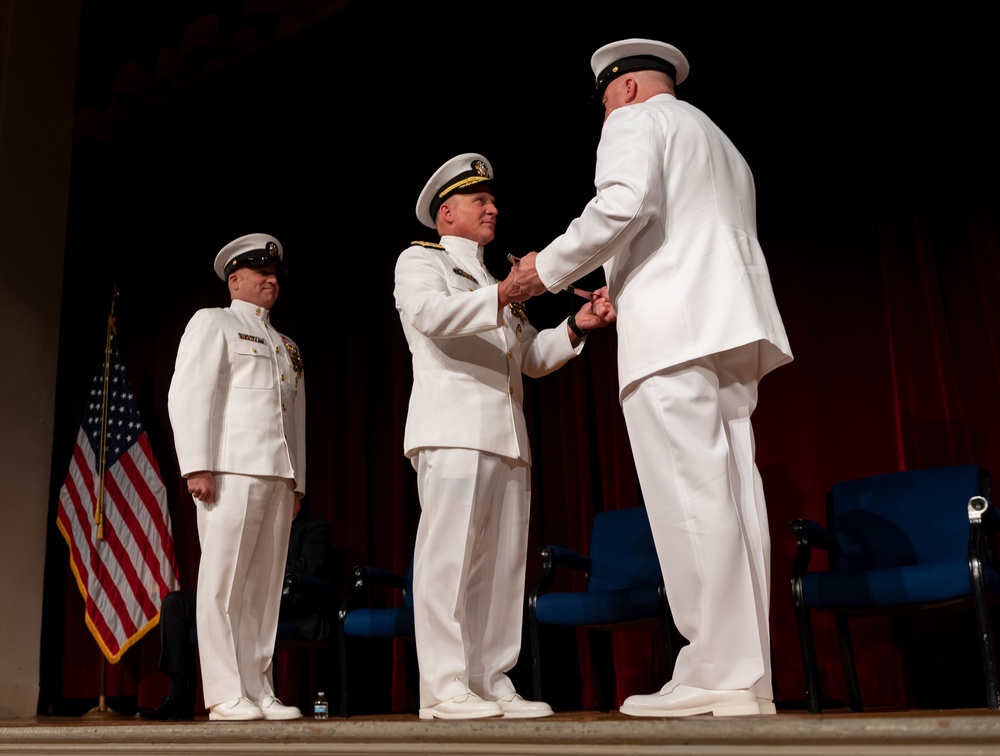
[{"left": 136, "top": 694, "right": 194, "bottom": 721}]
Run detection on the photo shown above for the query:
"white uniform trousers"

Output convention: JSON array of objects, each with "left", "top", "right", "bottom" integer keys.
[
  {"left": 195, "top": 473, "right": 295, "bottom": 708},
  {"left": 621, "top": 344, "right": 771, "bottom": 697},
  {"left": 411, "top": 447, "right": 530, "bottom": 707}
]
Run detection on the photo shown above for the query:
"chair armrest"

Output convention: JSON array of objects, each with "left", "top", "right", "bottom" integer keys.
[
  {"left": 967, "top": 495, "right": 1000, "bottom": 610},
  {"left": 354, "top": 564, "right": 409, "bottom": 590},
  {"left": 338, "top": 564, "right": 409, "bottom": 623},
  {"left": 545, "top": 545, "right": 592, "bottom": 573},
  {"left": 789, "top": 517, "right": 838, "bottom": 589},
  {"left": 789, "top": 518, "right": 837, "bottom": 552},
  {"left": 283, "top": 571, "right": 334, "bottom": 601},
  {"left": 529, "top": 544, "right": 591, "bottom": 607},
  {"left": 969, "top": 495, "right": 1000, "bottom": 529},
  {"left": 969, "top": 495, "right": 1000, "bottom": 568}
]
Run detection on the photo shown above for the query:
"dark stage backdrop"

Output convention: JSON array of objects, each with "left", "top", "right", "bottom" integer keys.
[{"left": 40, "top": 1, "right": 1000, "bottom": 714}]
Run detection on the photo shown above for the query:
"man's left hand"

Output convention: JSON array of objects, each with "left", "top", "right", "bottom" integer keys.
[{"left": 574, "top": 286, "right": 617, "bottom": 330}]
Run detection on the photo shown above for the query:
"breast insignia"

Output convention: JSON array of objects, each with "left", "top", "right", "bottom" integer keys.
[
  {"left": 281, "top": 336, "right": 304, "bottom": 380},
  {"left": 453, "top": 267, "right": 480, "bottom": 285}
]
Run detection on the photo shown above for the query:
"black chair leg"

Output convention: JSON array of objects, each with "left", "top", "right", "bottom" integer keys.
[
  {"left": 405, "top": 639, "right": 420, "bottom": 713},
  {"left": 834, "top": 614, "right": 862, "bottom": 712},
  {"left": 658, "top": 592, "right": 676, "bottom": 681},
  {"left": 971, "top": 579, "right": 1000, "bottom": 708},
  {"left": 528, "top": 609, "right": 543, "bottom": 703},
  {"left": 325, "top": 643, "right": 340, "bottom": 717},
  {"left": 587, "top": 628, "right": 614, "bottom": 712},
  {"left": 793, "top": 599, "right": 822, "bottom": 714},
  {"left": 338, "top": 635, "right": 350, "bottom": 718},
  {"left": 790, "top": 524, "right": 826, "bottom": 713}
]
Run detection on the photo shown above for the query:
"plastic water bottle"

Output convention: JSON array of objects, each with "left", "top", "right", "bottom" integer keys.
[{"left": 313, "top": 691, "right": 329, "bottom": 719}]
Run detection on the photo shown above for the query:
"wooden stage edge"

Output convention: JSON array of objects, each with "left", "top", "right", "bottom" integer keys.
[{"left": 2, "top": 708, "right": 1000, "bottom": 756}]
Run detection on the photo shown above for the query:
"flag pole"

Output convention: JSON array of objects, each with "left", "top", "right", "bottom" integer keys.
[
  {"left": 95, "top": 284, "right": 118, "bottom": 541},
  {"left": 84, "top": 284, "right": 121, "bottom": 718}
]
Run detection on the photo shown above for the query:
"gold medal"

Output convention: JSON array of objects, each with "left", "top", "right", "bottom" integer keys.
[{"left": 281, "top": 336, "right": 304, "bottom": 380}]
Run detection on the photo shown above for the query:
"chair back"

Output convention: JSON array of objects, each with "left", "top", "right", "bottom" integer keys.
[
  {"left": 829, "top": 464, "right": 983, "bottom": 572},
  {"left": 587, "top": 507, "right": 661, "bottom": 592}
]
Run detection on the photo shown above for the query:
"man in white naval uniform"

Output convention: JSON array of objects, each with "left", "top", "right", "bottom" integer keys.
[
  {"left": 168, "top": 233, "right": 306, "bottom": 721},
  {"left": 394, "top": 153, "right": 616, "bottom": 720},
  {"left": 511, "top": 40, "right": 793, "bottom": 717}
]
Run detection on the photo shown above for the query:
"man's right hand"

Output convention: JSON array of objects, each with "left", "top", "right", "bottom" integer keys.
[
  {"left": 497, "top": 267, "right": 533, "bottom": 307},
  {"left": 186, "top": 471, "right": 216, "bottom": 503},
  {"left": 507, "top": 251, "right": 548, "bottom": 297}
]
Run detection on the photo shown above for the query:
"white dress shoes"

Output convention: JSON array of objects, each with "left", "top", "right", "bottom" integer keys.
[
  {"left": 418, "top": 692, "right": 504, "bottom": 720},
  {"left": 620, "top": 681, "right": 761, "bottom": 717},
  {"left": 496, "top": 692, "right": 553, "bottom": 719},
  {"left": 757, "top": 698, "right": 777, "bottom": 715},
  {"left": 208, "top": 698, "right": 264, "bottom": 721},
  {"left": 259, "top": 695, "right": 303, "bottom": 720}
]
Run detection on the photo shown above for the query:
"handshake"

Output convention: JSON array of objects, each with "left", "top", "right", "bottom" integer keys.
[{"left": 498, "top": 252, "right": 617, "bottom": 333}]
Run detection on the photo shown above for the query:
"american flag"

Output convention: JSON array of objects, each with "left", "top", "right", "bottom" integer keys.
[{"left": 56, "top": 337, "right": 180, "bottom": 663}]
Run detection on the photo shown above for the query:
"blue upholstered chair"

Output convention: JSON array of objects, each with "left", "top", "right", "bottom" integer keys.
[
  {"left": 527, "top": 506, "right": 676, "bottom": 711},
  {"left": 790, "top": 464, "right": 1000, "bottom": 712},
  {"left": 336, "top": 557, "right": 415, "bottom": 717}
]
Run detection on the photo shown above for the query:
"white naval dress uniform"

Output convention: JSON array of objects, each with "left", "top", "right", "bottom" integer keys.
[
  {"left": 394, "top": 234, "right": 582, "bottom": 707},
  {"left": 535, "top": 93, "right": 793, "bottom": 698},
  {"left": 167, "top": 297, "right": 306, "bottom": 709}
]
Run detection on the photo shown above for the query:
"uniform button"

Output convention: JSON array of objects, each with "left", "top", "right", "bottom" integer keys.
[
  {"left": 280, "top": 374, "right": 285, "bottom": 382},
  {"left": 502, "top": 318, "right": 507, "bottom": 327},
  {"left": 275, "top": 347, "right": 280, "bottom": 353},
  {"left": 282, "top": 404, "right": 287, "bottom": 411},
  {"left": 252, "top": 348, "right": 258, "bottom": 354},
  {"left": 507, "top": 350, "right": 513, "bottom": 359},
  {"left": 509, "top": 386, "right": 514, "bottom": 395}
]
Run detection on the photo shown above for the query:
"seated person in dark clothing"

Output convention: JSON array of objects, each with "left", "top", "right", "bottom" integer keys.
[{"left": 138, "top": 498, "right": 334, "bottom": 720}]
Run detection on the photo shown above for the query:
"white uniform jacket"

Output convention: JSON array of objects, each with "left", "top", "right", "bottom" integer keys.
[
  {"left": 394, "top": 235, "right": 582, "bottom": 464},
  {"left": 168, "top": 298, "right": 307, "bottom": 494},
  {"left": 535, "top": 93, "right": 792, "bottom": 399}
]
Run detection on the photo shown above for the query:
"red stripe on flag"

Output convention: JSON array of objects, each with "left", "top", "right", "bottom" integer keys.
[
  {"left": 135, "top": 434, "right": 180, "bottom": 577},
  {"left": 101, "top": 469, "right": 160, "bottom": 623},
  {"left": 57, "top": 438, "right": 99, "bottom": 588},
  {"left": 122, "top": 436, "right": 181, "bottom": 597},
  {"left": 85, "top": 501, "right": 138, "bottom": 643}
]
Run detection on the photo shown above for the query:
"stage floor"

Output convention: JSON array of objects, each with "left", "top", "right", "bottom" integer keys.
[{"left": 2, "top": 708, "right": 1000, "bottom": 756}]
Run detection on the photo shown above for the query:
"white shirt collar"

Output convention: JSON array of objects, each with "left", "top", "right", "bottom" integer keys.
[
  {"left": 230, "top": 297, "right": 270, "bottom": 321},
  {"left": 440, "top": 235, "right": 484, "bottom": 263}
]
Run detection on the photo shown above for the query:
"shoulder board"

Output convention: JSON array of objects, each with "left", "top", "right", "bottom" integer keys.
[{"left": 411, "top": 240, "right": 445, "bottom": 250}]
